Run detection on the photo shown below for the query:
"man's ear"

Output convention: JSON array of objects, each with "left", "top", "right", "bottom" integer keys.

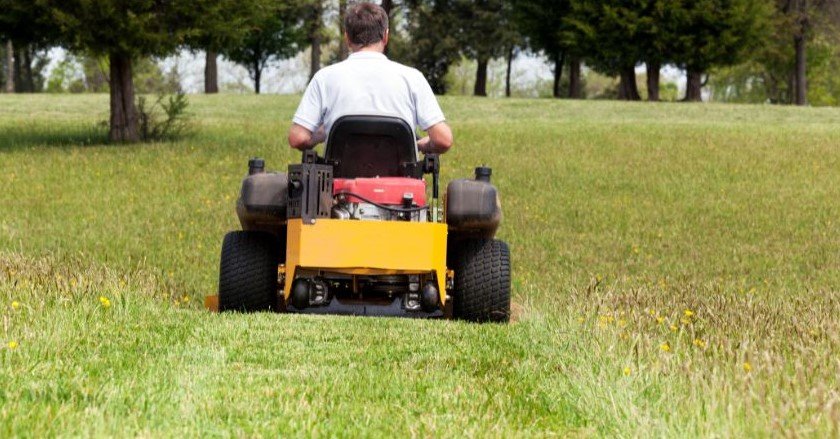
[{"left": 383, "top": 29, "right": 390, "bottom": 47}]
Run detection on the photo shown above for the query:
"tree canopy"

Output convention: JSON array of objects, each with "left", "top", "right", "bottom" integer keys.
[{"left": 222, "top": 1, "right": 309, "bottom": 94}]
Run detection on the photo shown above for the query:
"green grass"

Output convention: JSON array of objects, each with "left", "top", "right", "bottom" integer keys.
[{"left": 1, "top": 94, "right": 839, "bottom": 437}]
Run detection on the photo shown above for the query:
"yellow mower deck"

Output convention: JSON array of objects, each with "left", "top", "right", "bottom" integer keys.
[{"left": 205, "top": 218, "right": 449, "bottom": 312}]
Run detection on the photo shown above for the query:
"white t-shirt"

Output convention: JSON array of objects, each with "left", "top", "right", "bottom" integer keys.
[{"left": 292, "top": 51, "right": 446, "bottom": 139}]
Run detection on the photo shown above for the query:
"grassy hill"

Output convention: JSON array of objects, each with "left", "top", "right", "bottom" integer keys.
[{"left": 1, "top": 94, "right": 838, "bottom": 436}]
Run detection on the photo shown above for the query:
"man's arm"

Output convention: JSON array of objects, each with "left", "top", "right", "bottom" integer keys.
[
  {"left": 288, "top": 124, "right": 326, "bottom": 150},
  {"left": 417, "top": 122, "right": 453, "bottom": 154},
  {"left": 290, "top": 73, "right": 324, "bottom": 150}
]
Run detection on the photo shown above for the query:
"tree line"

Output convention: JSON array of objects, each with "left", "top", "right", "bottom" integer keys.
[{"left": 1, "top": 1, "right": 839, "bottom": 142}]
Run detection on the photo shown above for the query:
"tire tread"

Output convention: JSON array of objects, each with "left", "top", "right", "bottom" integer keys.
[
  {"left": 218, "top": 231, "right": 280, "bottom": 312},
  {"left": 450, "top": 239, "right": 511, "bottom": 322}
]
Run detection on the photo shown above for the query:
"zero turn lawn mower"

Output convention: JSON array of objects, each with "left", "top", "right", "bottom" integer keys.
[{"left": 205, "top": 115, "right": 510, "bottom": 322}]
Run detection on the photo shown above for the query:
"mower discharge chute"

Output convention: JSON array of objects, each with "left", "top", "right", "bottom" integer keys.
[{"left": 206, "top": 115, "right": 510, "bottom": 322}]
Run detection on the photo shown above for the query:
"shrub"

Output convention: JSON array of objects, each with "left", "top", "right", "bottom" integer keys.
[{"left": 136, "top": 92, "right": 191, "bottom": 141}]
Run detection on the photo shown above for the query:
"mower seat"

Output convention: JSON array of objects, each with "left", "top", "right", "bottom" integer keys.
[{"left": 325, "top": 115, "right": 418, "bottom": 179}]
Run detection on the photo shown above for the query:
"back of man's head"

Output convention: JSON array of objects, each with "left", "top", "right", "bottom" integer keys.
[{"left": 345, "top": 3, "right": 389, "bottom": 47}]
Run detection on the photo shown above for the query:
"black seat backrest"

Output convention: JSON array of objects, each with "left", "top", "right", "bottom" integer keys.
[{"left": 325, "top": 115, "right": 417, "bottom": 179}]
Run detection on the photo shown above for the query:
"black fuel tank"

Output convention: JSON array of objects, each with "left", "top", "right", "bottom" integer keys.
[
  {"left": 446, "top": 176, "right": 502, "bottom": 239},
  {"left": 236, "top": 170, "right": 288, "bottom": 232}
]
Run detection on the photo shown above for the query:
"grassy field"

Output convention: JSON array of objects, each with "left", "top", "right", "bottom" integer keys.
[{"left": 1, "top": 94, "right": 838, "bottom": 437}]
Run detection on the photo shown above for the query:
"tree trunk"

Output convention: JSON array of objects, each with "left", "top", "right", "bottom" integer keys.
[
  {"left": 253, "top": 63, "right": 262, "bottom": 94},
  {"left": 474, "top": 57, "right": 488, "bottom": 97},
  {"left": 338, "top": 0, "right": 349, "bottom": 61},
  {"left": 309, "top": 1, "right": 323, "bottom": 80},
  {"left": 380, "top": 0, "right": 393, "bottom": 56},
  {"left": 12, "top": 47, "right": 22, "bottom": 92},
  {"left": 4, "top": 40, "right": 13, "bottom": 93},
  {"left": 14, "top": 46, "right": 34, "bottom": 93},
  {"left": 108, "top": 53, "right": 139, "bottom": 143},
  {"left": 684, "top": 69, "right": 703, "bottom": 102},
  {"left": 204, "top": 50, "right": 219, "bottom": 94},
  {"left": 646, "top": 61, "right": 661, "bottom": 101},
  {"left": 553, "top": 52, "right": 565, "bottom": 98},
  {"left": 22, "top": 48, "right": 33, "bottom": 92},
  {"left": 618, "top": 67, "right": 641, "bottom": 101},
  {"left": 794, "top": 35, "right": 807, "bottom": 105},
  {"left": 505, "top": 45, "right": 514, "bottom": 98},
  {"left": 788, "top": 72, "right": 796, "bottom": 104},
  {"left": 381, "top": 0, "right": 393, "bottom": 16},
  {"left": 568, "top": 56, "right": 582, "bottom": 99}
]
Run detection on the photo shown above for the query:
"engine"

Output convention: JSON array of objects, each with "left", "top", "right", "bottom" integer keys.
[{"left": 331, "top": 177, "right": 428, "bottom": 222}]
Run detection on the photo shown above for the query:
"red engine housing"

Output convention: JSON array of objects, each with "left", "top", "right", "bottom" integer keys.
[{"left": 333, "top": 177, "right": 427, "bottom": 206}]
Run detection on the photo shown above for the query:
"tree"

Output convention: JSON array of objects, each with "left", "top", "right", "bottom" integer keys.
[
  {"left": 513, "top": 0, "right": 574, "bottom": 98},
  {"left": 777, "top": 0, "right": 840, "bottom": 105},
  {"left": 338, "top": 0, "right": 349, "bottom": 61},
  {"left": 308, "top": 0, "right": 325, "bottom": 80},
  {"left": 12, "top": 44, "right": 49, "bottom": 92},
  {"left": 708, "top": 0, "right": 840, "bottom": 105},
  {"left": 185, "top": 0, "right": 264, "bottom": 94},
  {"left": 223, "top": 2, "right": 308, "bottom": 94},
  {"left": 455, "top": 0, "right": 510, "bottom": 97},
  {"left": 666, "top": 0, "right": 771, "bottom": 101},
  {"left": 0, "top": 0, "right": 58, "bottom": 94},
  {"left": 3, "top": 41, "right": 13, "bottom": 92},
  {"left": 636, "top": 1, "right": 673, "bottom": 101},
  {"left": 565, "top": 0, "right": 648, "bottom": 101},
  {"left": 403, "top": 0, "right": 462, "bottom": 94}
]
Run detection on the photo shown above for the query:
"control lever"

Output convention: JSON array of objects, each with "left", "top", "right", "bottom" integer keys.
[{"left": 423, "top": 154, "right": 441, "bottom": 221}]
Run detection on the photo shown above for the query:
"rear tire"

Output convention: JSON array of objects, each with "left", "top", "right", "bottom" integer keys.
[
  {"left": 218, "top": 231, "right": 280, "bottom": 312},
  {"left": 450, "top": 239, "right": 511, "bottom": 322}
]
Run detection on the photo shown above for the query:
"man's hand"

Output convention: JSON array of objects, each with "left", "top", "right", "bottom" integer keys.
[
  {"left": 418, "top": 122, "right": 453, "bottom": 154},
  {"left": 288, "top": 124, "right": 326, "bottom": 150}
]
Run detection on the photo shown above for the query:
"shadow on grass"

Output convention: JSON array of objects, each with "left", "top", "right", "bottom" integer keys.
[{"left": 0, "top": 122, "right": 110, "bottom": 151}]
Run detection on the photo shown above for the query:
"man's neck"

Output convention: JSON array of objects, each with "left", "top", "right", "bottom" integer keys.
[{"left": 350, "top": 44, "right": 386, "bottom": 55}]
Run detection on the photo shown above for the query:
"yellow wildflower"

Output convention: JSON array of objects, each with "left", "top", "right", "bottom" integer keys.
[
  {"left": 99, "top": 296, "right": 111, "bottom": 308},
  {"left": 7, "top": 341, "right": 18, "bottom": 350},
  {"left": 743, "top": 362, "right": 752, "bottom": 373},
  {"left": 577, "top": 317, "right": 585, "bottom": 323},
  {"left": 656, "top": 316, "right": 665, "bottom": 324},
  {"left": 181, "top": 295, "right": 190, "bottom": 303},
  {"left": 693, "top": 338, "right": 706, "bottom": 348},
  {"left": 623, "top": 367, "right": 632, "bottom": 376},
  {"left": 670, "top": 324, "right": 678, "bottom": 332},
  {"left": 11, "top": 301, "right": 20, "bottom": 310},
  {"left": 683, "top": 309, "right": 694, "bottom": 318},
  {"left": 660, "top": 342, "right": 671, "bottom": 352}
]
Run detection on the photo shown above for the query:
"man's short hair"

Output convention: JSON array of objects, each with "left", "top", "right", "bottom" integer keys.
[{"left": 345, "top": 3, "right": 389, "bottom": 47}]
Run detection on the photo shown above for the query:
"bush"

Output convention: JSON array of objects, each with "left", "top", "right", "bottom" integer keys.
[{"left": 136, "top": 92, "right": 191, "bottom": 141}]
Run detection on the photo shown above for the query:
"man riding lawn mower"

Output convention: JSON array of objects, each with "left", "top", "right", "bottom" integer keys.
[{"left": 205, "top": 3, "right": 511, "bottom": 322}]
